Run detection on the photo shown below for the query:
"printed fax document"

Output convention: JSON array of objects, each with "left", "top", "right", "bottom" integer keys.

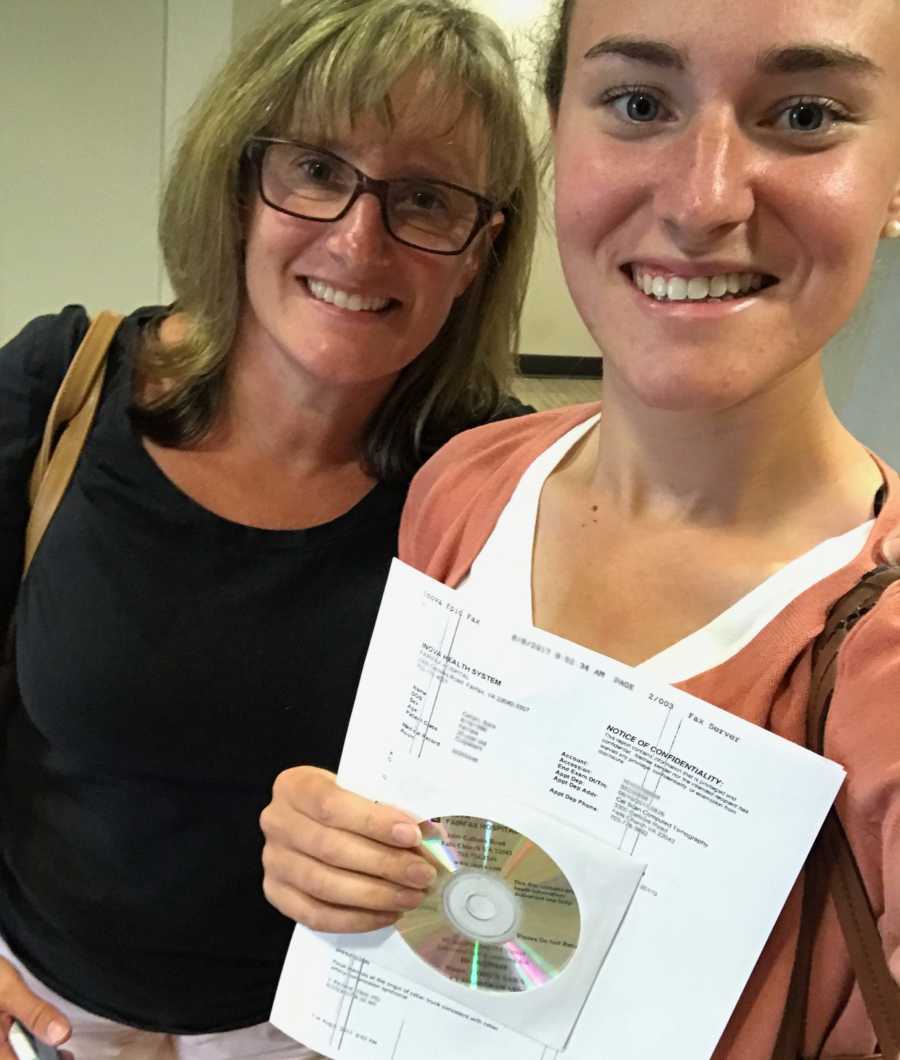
[{"left": 272, "top": 559, "right": 845, "bottom": 1060}]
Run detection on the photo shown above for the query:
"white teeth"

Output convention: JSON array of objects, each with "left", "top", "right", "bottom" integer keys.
[
  {"left": 668, "top": 277, "right": 689, "bottom": 301},
  {"left": 709, "top": 275, "right": 728, "bottom": 298},
  {"left": 305, "top": 278, "right": 390, "bottom": 312},
  {"left": 632, "top": 268, "right": 770, "bottom": 303}
]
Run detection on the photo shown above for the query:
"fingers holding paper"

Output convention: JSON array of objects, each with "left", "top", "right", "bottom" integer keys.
[{"left": 260, "top": 766, "right": 437, "bottom": 933}]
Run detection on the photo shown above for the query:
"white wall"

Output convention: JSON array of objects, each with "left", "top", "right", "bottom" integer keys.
[
  {"left": 233, "top": 0, "right": 282, "bottom": 44},
  {"left": 0, "top": 0, "right": 166, "bottom": 340},
  {"left": 165, "top": 1, "right": 233, "bottom": 167},
  {"left": 832, "top": 244, "right": 900, "bottom": 462},
  {"left": 0, "top": 0, "right": 238, "bottom": 340},
  {"left": 159, "top": 0, "right": 235, "bottom": 303}
]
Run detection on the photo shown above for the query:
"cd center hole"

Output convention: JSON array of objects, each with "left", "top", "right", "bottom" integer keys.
[{"left": 465, "top": 893, "right": 497, "bottom": 922}]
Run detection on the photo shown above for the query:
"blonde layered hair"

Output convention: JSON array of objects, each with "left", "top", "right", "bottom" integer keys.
[{"left": 134, "top": 0, "right": 537, "bottom": 483}]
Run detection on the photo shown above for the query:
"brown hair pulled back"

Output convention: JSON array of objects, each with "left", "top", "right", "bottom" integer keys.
[{"left": 543, "top": 0, "right": 575, "bottom": 112}]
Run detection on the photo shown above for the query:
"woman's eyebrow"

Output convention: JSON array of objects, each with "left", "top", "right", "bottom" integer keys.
[
  {"left": 583, "top": 36, "right": 883, "bottom": 79},
  {"left": 583, "top": 36, "right": 686, "bottom": 71},
  {"left": 756, "top": 44, "right": 883, "bottom": 77}
]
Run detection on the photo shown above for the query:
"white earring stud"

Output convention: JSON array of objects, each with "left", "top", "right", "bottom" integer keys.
[{"left": 884, "top": 219, "right": 900, "bottom": 240}]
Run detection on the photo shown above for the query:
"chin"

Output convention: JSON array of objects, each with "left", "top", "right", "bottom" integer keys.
[
  {"left": 634, "top": 389, "right": 744, "bottom": 414},
  {"left": 619, "top": 363, "right": 760, "bottom": 414},
  {"left": 299, "top": 357, "right": 405, "bottom": 389}
]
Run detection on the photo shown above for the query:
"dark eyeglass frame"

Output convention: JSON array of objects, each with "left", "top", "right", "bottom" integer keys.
[{"left": 247, "top": 137, "right": 500, "bottom": 256}]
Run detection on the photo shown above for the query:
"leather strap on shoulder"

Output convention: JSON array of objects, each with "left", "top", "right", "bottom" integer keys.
[
  {"left": 821, "top": 808, "right": 900, "bottom": 1059},
  {"left": 808, "top": 567, "right": 900, "bottom": 753},
  {"left": 771, "top": 856, "right": 830, "bottom": 1059},
  {"left": 24, "top": 310, "right": 124, "bottom": 572},
  {"left": 774, "top": 566, "right": 900, "bottom": 1060},
  {"left": 811, "top": 568, "right": 900, "bottom": 1060}
]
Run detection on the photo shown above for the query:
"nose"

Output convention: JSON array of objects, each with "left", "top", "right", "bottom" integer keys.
[
  {"left": 654, "top": 106, "right": 756, "bottom": 250},
  {"left": 324, "top": 192, "right": 392, "bottom": 267}
]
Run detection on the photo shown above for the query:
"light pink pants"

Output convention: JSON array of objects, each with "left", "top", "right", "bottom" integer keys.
[{"left": 0, "top": 936, "right": 320, "bottom": 1060}]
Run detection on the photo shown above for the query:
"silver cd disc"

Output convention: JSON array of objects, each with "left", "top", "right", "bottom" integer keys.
[{"left": 395, "top": 815, "right": 581, "bottom": 992}]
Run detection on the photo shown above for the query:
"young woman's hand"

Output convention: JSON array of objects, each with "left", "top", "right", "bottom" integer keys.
[
  {"left": 0, "top": 958, "right": 73, "bottom": 1059},
  {"left": 260, "top": 766, "right": 437, "bottom": 933}
]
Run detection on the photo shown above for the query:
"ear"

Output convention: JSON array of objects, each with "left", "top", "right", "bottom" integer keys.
[
  {"left": 883, "top": 181, "right": 900, "bottom": 238},
  {"left": 453, "top": 211, "right": 505, "bottom": 297}
]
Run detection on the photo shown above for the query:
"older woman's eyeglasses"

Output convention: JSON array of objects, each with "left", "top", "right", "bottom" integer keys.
[{"left": 248, "top": 138, "right": 499, "bottom": 256}]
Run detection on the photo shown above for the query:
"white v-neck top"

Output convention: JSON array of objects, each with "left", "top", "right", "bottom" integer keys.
[{"left": 457, "top": 413, "right": 874, "bottom": 685}]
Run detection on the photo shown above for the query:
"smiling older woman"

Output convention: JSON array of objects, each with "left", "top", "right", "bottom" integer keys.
[
  {"left": 0, "top": 1, "right": 537, "bottom": 1057},
  {"left": 261, "top": 0, "right": 900, "bottom": 1057}
]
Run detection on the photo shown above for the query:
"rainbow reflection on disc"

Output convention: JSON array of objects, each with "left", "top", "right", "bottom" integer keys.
[{"left": 395, "top": 815, "right": 581, "bottom": 993}]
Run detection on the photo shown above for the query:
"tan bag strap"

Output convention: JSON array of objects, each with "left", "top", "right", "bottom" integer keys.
[
  {"left": 773, "top": 566, "right": 900, "bottom": 1060},
  {"left": 24, "top": 311, "right": 123, "bottom": 573}
]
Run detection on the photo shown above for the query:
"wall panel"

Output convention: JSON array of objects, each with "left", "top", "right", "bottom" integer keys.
[{"left": 0, "top": 0, "right": 165, "bottom": 340}]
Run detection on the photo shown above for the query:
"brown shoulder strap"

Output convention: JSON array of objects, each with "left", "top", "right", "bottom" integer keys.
[
  {"left": 24, "top": 311, "right": 123, "bottom": 573},
  {"left": 820, "top": 810, "right": 900, "bottom": 1058},
  {"left": 774, "top": 566, "right": 900, "bottom": 1059},
  {"left": 771, "top": 852, "right": 829, "bottom": 1059},
  {"left": 807, "top": 568, "right": 900, "bottom": 753}
]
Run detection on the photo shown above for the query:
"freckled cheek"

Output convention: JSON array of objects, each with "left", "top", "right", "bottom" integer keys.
[
  {"left": 555, "top": 161, "right": 641, "bottom": 258},
  {"left": 771, "top": 161, "right": 885, "bottom": 278},
  {"left": 555, "top": 180, "right": 623, "bottom": 256}
]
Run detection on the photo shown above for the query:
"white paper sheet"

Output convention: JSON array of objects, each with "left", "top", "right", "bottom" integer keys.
[{"left": 272, "top": 560, "right": 845, "bottom": 1060}]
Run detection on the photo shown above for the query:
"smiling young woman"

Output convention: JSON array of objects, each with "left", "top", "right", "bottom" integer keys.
[
  {"left": 261, "top": 0, "right": 900, "bottom": 1057},
  {"left": 0, "top": 1, "right": 538, "bottom": 1057}
]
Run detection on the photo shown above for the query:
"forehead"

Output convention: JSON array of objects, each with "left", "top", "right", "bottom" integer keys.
[
  {"left": 288, "top": 69, "right": 489, "bottom": 186},
  {"left": 568, "top": 0, "right": 900, "bottom": 79}
]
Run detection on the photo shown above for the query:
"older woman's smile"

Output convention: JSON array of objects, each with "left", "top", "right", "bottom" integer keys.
[{"left": 304, "top": 277, "right": 394, "bottom": 313}]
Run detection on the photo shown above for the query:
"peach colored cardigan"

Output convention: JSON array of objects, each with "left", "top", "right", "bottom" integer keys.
[{"left": 399, "top": 403, "right": 900, "bottom": 1059}]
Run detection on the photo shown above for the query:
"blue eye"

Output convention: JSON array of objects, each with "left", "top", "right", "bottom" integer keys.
[
  {"left": 770, "top": 97, "right": 851, "bottom": 135},
  {"left": 599, "top": 86, "right": 671, "bottom": 127},
  {"left": 614, "top": 91, "right": 663, "bottom": 123},
  {"left": 787, "top": 102, "right": 825, "bottom": 131}
]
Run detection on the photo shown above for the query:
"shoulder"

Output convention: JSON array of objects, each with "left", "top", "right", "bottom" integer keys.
[
  {"left": 834, "top": 568, "right": 900, "bottom": 712},
  {"left": 484, "top": 394, "right": 537, "bottom": 422},
  {"left": 0, "top": 307, "right": 92, "bottom": 624},
  {"left": 828, "top": 461, "right": 900, "bottom": 750},
  {"left": 400, "top": 403, "right": 601, "bottom": 584},
  {"left": 827, "top": 556, "right": 900, "bottom": 801},
  {"left": 417, "top": 394, "right": 536, "bottom": 465},
  {"left": 825, "top": 572, "right": 900, "bottom": 908},
  {"left": 418, "top": 402, "right": 599, "bottom": 484},
  {"left": 0, "top": 304, "right": 163, "bottom": 387},
  {"left": 0, "top": 305, "right": 91, "bottom": 390}
]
